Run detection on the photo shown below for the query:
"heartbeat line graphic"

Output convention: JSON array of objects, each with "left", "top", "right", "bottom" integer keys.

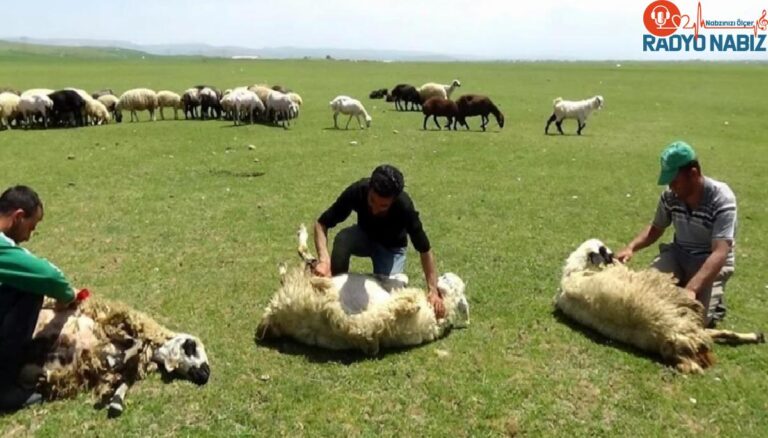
[{"left": 655, "top": 2, "right": 768, "bottom": 37}]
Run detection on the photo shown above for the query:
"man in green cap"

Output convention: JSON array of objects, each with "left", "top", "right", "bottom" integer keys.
[{"left": 616, "top": 141, "right": 736, "bottom": 327}]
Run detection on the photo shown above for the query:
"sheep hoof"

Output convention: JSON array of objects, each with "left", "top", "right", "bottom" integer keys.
[
  {"left": 757, "top": 332, "right": 765, "bottom": 344},
  {"left": 107, "top": 401, "right": 124, "bottom": 418}
]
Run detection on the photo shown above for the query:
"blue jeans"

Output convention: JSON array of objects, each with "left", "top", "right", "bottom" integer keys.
[{"left": 331, "top": 225, "right": 407, "bottom": 276}]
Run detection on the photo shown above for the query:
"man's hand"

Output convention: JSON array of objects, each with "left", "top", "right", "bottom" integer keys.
[
  {"left": 54, "top": 298, "right": 76, "bottom": 311},
  {"left": 615, "top": 247, "right": 634, "bottom": 264},
  {"left": 427, "top": 291, "right": 445, "bottom": 319},
  {"left": 313, "top": 260, "right": 332, "bottom": 278},
  {"left": 684, "top": 288, "right": 697, "bottom": 301}
]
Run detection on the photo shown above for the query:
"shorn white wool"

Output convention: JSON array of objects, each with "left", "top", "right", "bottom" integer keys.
[
  {"left": 257, "top": 225, "right": 469, "bottom": 355},
  {"left": 556, "top": 239, "right": 764, "bottom": 373}
]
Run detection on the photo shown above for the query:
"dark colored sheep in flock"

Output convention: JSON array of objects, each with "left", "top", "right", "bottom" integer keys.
[
  {"left": 455, "top": 94, "right": 505, "bottom": 131},
  {"left": 48, "top": 89, "right": 86, "bottom": 127},
  {"left": 387, "top": 84, "right": 421, "bottom": 111},
  {"left": 421, "top": 97, "right": 458, "bottom": 130},
  {"left": 368, "top": 88, "right": 388, "bottom": 99},
  {"left": 91, "top": 89, "right": 114, "bottom": 100}
]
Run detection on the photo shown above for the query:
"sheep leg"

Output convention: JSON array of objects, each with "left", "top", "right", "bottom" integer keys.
[
  {"left": 150, "top": 109, "right": 156, "bottom": 122},
  {"left": 706, "top": 329, "right": 765, "bottom": 345},
  {"left": 545, "top": 113, "right": 556, "bottom": 134},
  {"left": 107, "top": 382, "right": 130, "bottom": 418},
  {"left": 422, "top": 115, "right": 429, "bottom": 130},
  {"left": 556, "top": 119, "right": 564, "bottom": 135},
  {"left": 345, "top": 114, "right": 353, "bottom": 130},
  {"left": 577, "top": 120, "right": 586, "bottom": 135},
  {"left": 333, "top": 112, "right": 339, "bottom": 129},
  {"left": 481, "top": 115, "right": 488, "bottom": 131},
  {"left": 297, "top": 224, "right": 318, "bottom": 267},
  {"left": 444, "top": 117, "right": 453, "bottom": 130},
  {"left": 159, "top": 108, "right": 165, "bottom": 121},
  {"left": 433, "top": 115, "right": 441, "bottom": 130}
]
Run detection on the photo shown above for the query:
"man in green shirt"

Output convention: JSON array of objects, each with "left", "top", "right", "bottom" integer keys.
[{"left": 0, "top": 185, "right": 75, "bottom": 411}]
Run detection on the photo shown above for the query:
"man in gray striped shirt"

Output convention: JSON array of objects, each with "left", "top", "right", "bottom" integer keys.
[{"left": 617, "top": 141, "right": 736, "bottom": 327}]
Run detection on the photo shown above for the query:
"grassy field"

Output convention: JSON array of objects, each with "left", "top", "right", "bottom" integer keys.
[{"left": 0, "top": 55, "right": 767, "bottom": 437}]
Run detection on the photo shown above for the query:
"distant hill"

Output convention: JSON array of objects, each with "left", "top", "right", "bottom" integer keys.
[
  {"left": 0, "top": 37, "right": 476, "bottom": 61},
  {"left": 0, "top": 40, "right": 152, "bottom": 60}
]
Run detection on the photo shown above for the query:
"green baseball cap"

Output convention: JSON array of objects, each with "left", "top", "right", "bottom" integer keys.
[{"left": 657, "top": 141, "right": 697, "bottom": 185}]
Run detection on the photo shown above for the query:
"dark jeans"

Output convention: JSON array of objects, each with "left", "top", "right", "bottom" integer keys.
[
  {"left": 331, "top": 225, "right": 407, "bottom": 276},
  {"left": 0, "top": 288, "right": 43, "bottom": 410}
]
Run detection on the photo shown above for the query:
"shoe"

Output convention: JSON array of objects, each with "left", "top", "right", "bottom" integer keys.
[{"left": 0, "top": 383, "right": 43, "bottom": 411}]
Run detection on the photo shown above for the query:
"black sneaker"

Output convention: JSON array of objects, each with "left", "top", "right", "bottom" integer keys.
[{"left": 0, "top": 384, "right": 43, "bottom": 411}]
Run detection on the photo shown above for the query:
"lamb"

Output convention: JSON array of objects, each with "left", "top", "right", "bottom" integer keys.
[
  {"left": 387, "top": 84, "right": 421, "bottom": 111},
  {"left": 85, "top": 98, "right": 112, "bottom": 125},
  {"left": 117, "top": 88, "right": 158, "bottom": 122},
  {"left": 266, "top": 91, "right": 299, "bottom": 128},
  {"left": 369, "top": 88, "right": 388, "bottom": 99},
  {"left": 18, "top": 293, "right": 210, "bottom": 417},
  {"left": 156, "top": 90, "right": 183, "bottom": 120},
  {"left": 256, "top": 225, "right": 469, "bottom": 355},
  {"left": 0, "top": 92, "right": 21, "bottom": 130},
  {"left": 545, "top": 95, "right": 604, "bottom": 135},
  {"left": 182, "top": 88, "right": 201, "bottom": 119},
  {"left": 556, "top": 239, "right": 764, "bottom": 374},
  {"left": 329, "top": 95, "right": 371, "bottom": 129},
  {"left": 417, "top": 79, "right": 461, "bottom": 103},
  {"left": 455, "top": 94, "right": 505, "bottom": 131},
  {"left": 18, "top": 94, "right": 54, "bottom": 128},
  {"left": 421, "top": 97, "right": 458, "bottom": 130},
  {"left": 97, "top": 94, "right": 122, "bottom": 123}
]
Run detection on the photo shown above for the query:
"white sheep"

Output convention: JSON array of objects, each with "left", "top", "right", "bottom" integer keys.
[
  {"left": 97, "top": 94, "right": 121, "bottom": 122},
  {"left": 156, "top": 90, "right": 183, "bottom": 120},
  {"left": 20, "top": 294, "right": 210, "bottom": 417},
  {"left": 556, "top": 239, "right": 764, "bottom": 374},
  {"left": 287, "top": 92, "right": 303, "bottom": 107},
  {"left": 0, "top": 92, "right": 21, "bottom": 130},
  {"left": 17, "top": 94, "right": 54, "bottom": 128},
  {"left": 266, "top": 91, "right": 299, "bottom": 128},
  {"left": 86, "top": 98, "right": 111, "bottom": 125},
  {"left": 247, "top": 85, "right": 272, "bottom": 106},
  {"left": 256, "top": 225, "right": 469, "bottom": 355},
  {"left": 329, "top": 95, "right": 371, "bottom": 129},
  {"left": 233, "top": 89, "right": 265, "bottom": 125},
  {"left": 545, "top": 95, "right": 604, "bottom": 135},
  {"left": 417, "top": 79, "right": 461, "bottom": 103},
  {"left": 117, "top": 88, "right": 158, "bottom": 122}
]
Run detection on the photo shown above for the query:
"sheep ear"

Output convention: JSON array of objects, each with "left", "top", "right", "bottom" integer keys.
[
  {"left": 599, "top": 246, "right": 614, "bottom": 264},
  {"left": 154, "top": 343, "right": 180, "bottom": 372}
]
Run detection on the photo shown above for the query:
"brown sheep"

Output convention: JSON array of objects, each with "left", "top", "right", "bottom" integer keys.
[
  {"left": 421, "top": 97, "right": 458, "bottom": 130},
  {"left": 456, "top": 94, "right": 505, "bottom": 131}
]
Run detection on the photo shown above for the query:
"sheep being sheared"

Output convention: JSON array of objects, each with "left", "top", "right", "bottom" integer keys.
[
  {"left": 18, "top": 293, "right": 210, "bottom": 417},
  {"left": 256, "top": 225, "right": 469, "bottom": 355},
  {"left": 556, "top": 239, "right": 764, "bottom": 374}
]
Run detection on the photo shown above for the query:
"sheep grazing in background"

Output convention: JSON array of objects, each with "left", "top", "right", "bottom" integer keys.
[
  {"left": 271, "top": 84, "right": 289, "bottom": 93},
  {"left": 369, "top": 88, "right": 388, "bottom": 99},
  {"left": 455, "top": 94, "right": 505, "bottom": 131},
  {"left": 256, "top": 225, "right": 469, "bottom": 355},
  {"left": 421, "top": 97, "right": 458, "bottom": 130},
  {"left": 0, "top": 87, "right": 20, "bottom": 95},
  {"left": 21, "top": 88, "right": 55, "bottom": 99},
  {"left": 48, "top": 90, "right": 86, "bottom": 127},
  {"left": 266, "top": 91, "right": 299, "bottom": 128},
  {"left": 182, "top": 88, "right": 201, "bottom": 119},
  {"left": 18, "top": 94, "right": 54, "bottom": 129},
  {"left": 286, "top": 92, "right": 303, "bottom": 107},
  {"left": 329, "top": 95, "right": 371, "bottom": 129},
  {"left": 545, "top": 95, "right": 604, "bottom": 135},
  {"left": 556, "top": 239, "right": 764, "bottom": 374},
  {"left": 418, "top": 79, "right": 461, "bottom": 103},
  {"left": 387, "top": 84, "right": 421, "bottom": 111},
  {"left": 85, "top": 99, "right": 111, "bottom": 125},
  {"left": 156, "top": 90, "right": 183, "bottom": 120},
  {"left": 248, "top": 85, "right": 272, "bottom": 106},
  {"left": 197, "top": 86, "right": 222, "bottom": 120},
  {"left": 224, "top": 89, "right": 264, "bottom": 125},
  {"left": 19, "top": 294, "right": 210, "bottom": 417},
  {"left": 97, "top": 94, "right": 122, "bottom": 123},
  {"left": 0, "top": 92, "right": 21, "bottom": 130},
  {"left": 117, "top": 88, "right": 158, "bottom": 122},
  {"left": 91, "top": 89, "right": 115, "bottom": 100}
]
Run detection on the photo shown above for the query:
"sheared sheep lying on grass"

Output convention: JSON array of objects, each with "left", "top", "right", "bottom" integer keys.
[
  {"left": 556, "top": 239, "right": 764, "bottom": 374},
  {"left": 256, "top": 225, "right": 469, "bottom": 355},
  {"left": 19, "top": 293, "right": 210, "bottom": 417},
  {"left": 545, "top": 95, "right": 603, "bottom": 135}
]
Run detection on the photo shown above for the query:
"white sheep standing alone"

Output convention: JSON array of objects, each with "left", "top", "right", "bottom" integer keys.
[
  {"left": 156, "top": 90, "right": 183, "bottom": 120},
  {"left": 545, "top": 95, "right": 604, "bottom": 135},
  {"left": 417, "top": 79, "right": 461, "bottom": 103},
  {"left": 117, "top": 88, "right": 158, "bottom": 122},
  {"left": 329, "top": 95, "right": 371, "bottom": 129},
  {"left": 556, "top": 239, "right": 764, "bottom": 374},
  {"left": 0, "top": 92, "right": 21, "bottom": 130},
  {"left": 256, "top": 225, "right": 469, "bottom": 355},
  {"left": 18, "top": 94, "right": 54, "bottom": 128}
]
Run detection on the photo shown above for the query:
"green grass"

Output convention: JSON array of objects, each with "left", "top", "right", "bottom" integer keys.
[
  {"left": 0, "top": 41, "right": 152, "bottom": 61},
  {"left": 1, "top": 56, "right": 767, "bottom": 437}
]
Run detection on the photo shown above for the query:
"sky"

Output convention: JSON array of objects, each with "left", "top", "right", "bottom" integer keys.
[{"left": 2, "top": 0, "right": 767, "bottom": 60}]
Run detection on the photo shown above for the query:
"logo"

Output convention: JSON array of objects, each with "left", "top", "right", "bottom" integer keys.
[
  {"left": 644, "top": 0, "right": 682, "bottom": 37},
  {"left": 642, "top": 1, "right": 768, "bottom": 52}
]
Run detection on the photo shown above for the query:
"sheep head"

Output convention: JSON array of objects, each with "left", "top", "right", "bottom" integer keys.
[
  {"left": 437, "top": 273, "right": 469, "bottom": 328},
  {"left": 451, "top": 79, "right": 461, "bottom": 87},
  {"left": 563, "top": 239, "right": 615, "bottom": 277},
  {"left": 594, "top": 95, "right": 605, "bottom": 109},
  {"left": 153, "top": 334, "right": 210, "bottom": 385}
]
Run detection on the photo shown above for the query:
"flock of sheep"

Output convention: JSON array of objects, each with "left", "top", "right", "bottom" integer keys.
[{"left": 1, "top": 79, "right": 604, "bottom": 134}]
